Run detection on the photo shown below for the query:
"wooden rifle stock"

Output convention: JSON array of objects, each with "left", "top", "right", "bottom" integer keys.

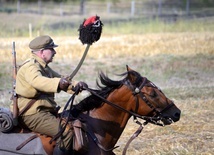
[{"left": 11, "top": 41, "right": 19, "bottom": 126}]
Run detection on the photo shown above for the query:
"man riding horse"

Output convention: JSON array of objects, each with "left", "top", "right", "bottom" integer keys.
[{"left": 15, "top": 35, "right": 87, "bottom": 155}]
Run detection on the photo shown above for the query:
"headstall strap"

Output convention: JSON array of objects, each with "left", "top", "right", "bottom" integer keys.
[
  {"left": 132, "top": 77, "right": 156, "bottom": 111},
  {"left": 131, "top": 77, "right": 167, "bottom": 126}
]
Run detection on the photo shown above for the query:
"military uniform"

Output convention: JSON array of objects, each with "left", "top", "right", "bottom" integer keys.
[
  {"left": 16, "top": 54, "right": 62, "bottom": 115},
  {"left": 16, "top": 35, "right": 76, "bottom": 153}
]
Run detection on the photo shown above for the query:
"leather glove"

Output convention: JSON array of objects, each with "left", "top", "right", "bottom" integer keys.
[
  {"left": 59, "top": 78, "right": 70, "bottom": 91},
  {"left": 74, "top": 81, "right": 88, "bottom": 94},
  {"left": 64, "top": 76, "right": 71, "bottom": 83}
]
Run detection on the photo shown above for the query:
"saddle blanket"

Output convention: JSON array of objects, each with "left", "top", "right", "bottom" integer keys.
[{"left": 0, "top": 132, "right": 47, "bottom": 155}]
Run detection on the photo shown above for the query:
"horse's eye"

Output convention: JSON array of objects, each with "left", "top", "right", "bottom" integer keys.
[{"left": 150, "top": 90, "right": 157, "bottom": 98}]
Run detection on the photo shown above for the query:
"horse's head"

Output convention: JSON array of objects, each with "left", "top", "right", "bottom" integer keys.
[
  {"left": 125, "top": 66, "right": 181, "bottom": 126},
  {"left": 78, "top": 65, "right": 180, "bottom": 126},
  {"left": 71, "top": 66, "right": 181, "bottom": 154}
]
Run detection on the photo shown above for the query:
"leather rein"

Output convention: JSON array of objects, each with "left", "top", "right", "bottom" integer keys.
[
  {"left": 83, "top": 76, "right": 174, "bottom": 154},
  {"left": 85, "top": 77, "right": 172, "bottom": 126}
]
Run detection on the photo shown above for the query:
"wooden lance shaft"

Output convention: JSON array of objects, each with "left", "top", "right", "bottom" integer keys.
[{"left": 69, "top": 44, "right": 90, "bottom": 79}]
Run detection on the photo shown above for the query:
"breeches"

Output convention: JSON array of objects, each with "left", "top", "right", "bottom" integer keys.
[{"left": 19, "top": 111, "right": 73, "bottom": 151}]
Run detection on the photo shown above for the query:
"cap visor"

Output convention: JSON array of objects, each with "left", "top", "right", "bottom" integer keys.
[{"left": 46, "top": 44, "right": 58, "bottom": 49}]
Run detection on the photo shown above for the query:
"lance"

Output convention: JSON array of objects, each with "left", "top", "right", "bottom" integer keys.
[{"left": 70, "top": 15, "right": 103, "bottom": 79}]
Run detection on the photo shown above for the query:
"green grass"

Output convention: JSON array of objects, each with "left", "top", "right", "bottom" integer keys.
[
  {"left": 104, "top": 17, "right": 214, "bottom": 34},
  {"left": 1, "top": 11, "right": 214, "bottom": 37}
]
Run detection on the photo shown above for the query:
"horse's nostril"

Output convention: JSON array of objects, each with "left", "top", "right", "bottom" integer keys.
[{"left": 174, "top": 112, "right": 181, "bottom": 120}]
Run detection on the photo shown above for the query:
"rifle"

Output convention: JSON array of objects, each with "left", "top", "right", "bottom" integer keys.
[{"left": 11, "top": 41, "right": 18, "bottom": 126}]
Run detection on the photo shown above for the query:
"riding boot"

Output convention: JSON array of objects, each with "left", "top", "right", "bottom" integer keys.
[{"left": 53, "top": 146, "right": 70, "bottom": 155}]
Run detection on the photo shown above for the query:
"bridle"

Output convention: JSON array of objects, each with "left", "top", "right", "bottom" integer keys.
[
  {"left": 85, "top": 76, "right": 174, "bottom": 126},
  {"left": 82, "top": 76, "right": 175, "bottom": 154},
  {"left": 124, "top": 76, "right": 175, "bottom": 126}
]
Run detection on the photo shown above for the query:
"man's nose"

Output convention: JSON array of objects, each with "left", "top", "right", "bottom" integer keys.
[{"left": 52, "top": 49, "right": 56, "bottom": 54}]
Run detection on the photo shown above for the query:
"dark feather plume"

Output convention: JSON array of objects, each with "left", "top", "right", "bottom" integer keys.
[{"left": 78, "top": 15, "right": 103, "bottom": 45}]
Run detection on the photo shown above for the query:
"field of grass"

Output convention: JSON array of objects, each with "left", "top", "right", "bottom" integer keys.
[{"left": 0, "top": 12, "right": 214, "bottom": 155}]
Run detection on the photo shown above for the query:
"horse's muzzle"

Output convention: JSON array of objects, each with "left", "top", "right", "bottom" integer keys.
[{"left": 160, "top": 103, "right": 181, "bottom": 125}]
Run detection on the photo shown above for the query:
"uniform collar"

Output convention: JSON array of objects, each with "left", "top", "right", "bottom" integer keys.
[{"left": 31, "top": 54, "right": 47, "bottom": 68}]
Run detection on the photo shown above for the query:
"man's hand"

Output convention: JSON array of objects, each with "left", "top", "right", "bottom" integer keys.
[
  {"left": 59, "top": 78, "right": 70, "bottom": 91},
  {"left": 64, "top": 76, "right": 71, "bottom": 83},
  {"left": 74, "top": 82, "right": 88, "bottom": 94}
]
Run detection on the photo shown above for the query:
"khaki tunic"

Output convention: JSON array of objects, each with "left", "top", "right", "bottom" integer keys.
[
  {"left": 16, "top": 54, "right": 72, "bottom": 116},
  {"left": 16, "top": 54, "right": 76, "bottom": 150}
]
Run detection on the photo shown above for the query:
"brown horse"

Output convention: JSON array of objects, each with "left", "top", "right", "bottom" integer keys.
[
  {"left": 72, "top": 66, "right": 181, "bottom": 155},
  {"left": 1, "top": 66, "right": 180, "bottom": 155}
]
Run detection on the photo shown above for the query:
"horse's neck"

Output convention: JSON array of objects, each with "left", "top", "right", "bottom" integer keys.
[{"left": 86, "top": 87, "right": 133, "bottom": 148}]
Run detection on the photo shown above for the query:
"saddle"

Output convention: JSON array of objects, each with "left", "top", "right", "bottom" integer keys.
[
  {"left": 10, "top": 125, "right": 56, "bottom": 155},
  {"left": 14, "top": 119, "right": 88, "bottom": 155},
  {"left": 0, "top": 107, "right": 88, "bottom": 155}
]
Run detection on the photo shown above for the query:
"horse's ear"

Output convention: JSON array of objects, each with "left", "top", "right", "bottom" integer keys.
[
  {"left": 126, "top": 65, "right": 137, "bottom": 84},
  {"left": 126, "top": 65, "right": 133, "bottom": 72}
]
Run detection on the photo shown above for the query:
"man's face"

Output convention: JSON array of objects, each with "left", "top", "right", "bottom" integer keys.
[{"left": 41, "top": 48, "right": 56, "bottom": 64}]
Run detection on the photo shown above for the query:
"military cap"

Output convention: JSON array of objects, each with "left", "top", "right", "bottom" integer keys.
[{"left": 29, "top": 35, "right": 58, "bottom": 51}]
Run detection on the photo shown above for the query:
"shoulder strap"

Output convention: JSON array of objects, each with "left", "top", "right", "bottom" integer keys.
[{"left": 18, "top": 99, "right": 37, "bottom": 116}]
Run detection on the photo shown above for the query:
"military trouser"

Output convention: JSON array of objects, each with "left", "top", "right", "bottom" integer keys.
[{"left": 19, "top": 110, "right": 73, "bottom": 151}]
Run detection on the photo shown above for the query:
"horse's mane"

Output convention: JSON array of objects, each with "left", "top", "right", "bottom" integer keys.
[{"left": 76, "top": 70, "right": 142, "bottom": 111}]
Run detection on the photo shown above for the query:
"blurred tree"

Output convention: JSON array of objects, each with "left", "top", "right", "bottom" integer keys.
[
  {"left": 80, "top": 0, "right": 85, "bottom": 15},
  {"left": 186, "top": 0, "right": 190, "bottom": 15}
]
